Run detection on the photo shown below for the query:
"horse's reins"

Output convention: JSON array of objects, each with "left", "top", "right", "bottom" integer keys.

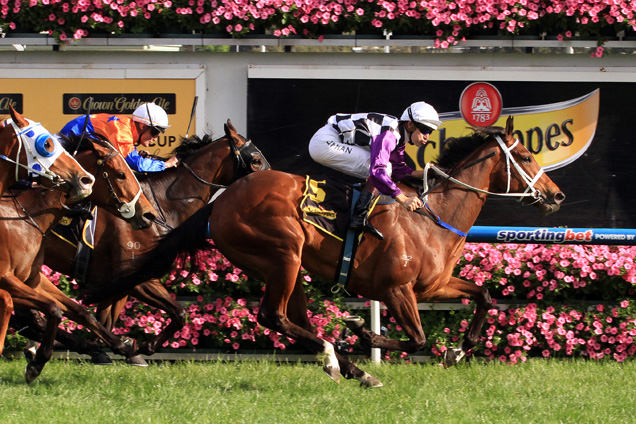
[
  {"left": 418, "top": 151, "right": 496, "bottom": 201},
  {"left": 144, "top": 136, "right": 255, "bottom": 231},
  {"left": 63, "top": 139, "right": 145, "bottom": 220},
  {"left": 416, "top": 135, "right": 546, "bottom": 236},
  {"left": 7, "top": 188, "right": 48, "bottom": 238}
]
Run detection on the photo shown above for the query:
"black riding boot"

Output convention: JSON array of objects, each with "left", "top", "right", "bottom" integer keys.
[{"left": 349, "top": 186, "right": 384, "bottom": 240}]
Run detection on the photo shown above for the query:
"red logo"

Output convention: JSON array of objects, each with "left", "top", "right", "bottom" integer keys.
[
  {"left": 459, "top": 82, "right": 503, "bottom": 127},
  {"left": 68, "top": 97, "right": 81, "bottom": 111}
]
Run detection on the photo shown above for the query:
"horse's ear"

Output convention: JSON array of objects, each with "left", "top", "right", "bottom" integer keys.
[
  {"left": 9, "top": 104, "right": 28, "bottom": 128},
  {"left": 505, "top": 115, "right": 514, "bottom": 137},
  {"left": 224, "top": 119, "right": 245, "bottom": 147},
  {"left": 224, "top": 119, "right": 237, "bottom": 137}
]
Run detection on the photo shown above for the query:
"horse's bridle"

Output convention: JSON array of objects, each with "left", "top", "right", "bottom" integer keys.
[
  {"left": 421, "top": 135, "right": 545, "bottom": 204},
  {"left": 180, "top": 136, "right": 270, "bottom": 188},
  {"left": 68, "top": 139, "right": 144, "bottom": 220},
  {"left": 148, "top": 135, "right": 270, "bottom": 231},
  {"left": 0, "top": 119, "right": 67, "bottom": 186}
]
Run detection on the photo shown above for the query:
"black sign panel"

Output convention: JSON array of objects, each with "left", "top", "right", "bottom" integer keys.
[
  {"left": 62, "top": 94, "right": 176, "bottom": 115},
  {"left": 247, "top": 79, "right": 636, "bottom": 229},
  {"left": 0, "top": 94, "right": 23, "bottom": 114}
]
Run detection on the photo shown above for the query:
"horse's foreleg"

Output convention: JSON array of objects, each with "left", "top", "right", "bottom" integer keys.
[
  {"left": 288, "top": 274, "right": 382, "bottom": 388},
  {"left": 345, "top": 284, "right": 426, "bottom": 353},
  {"left": 11, "top": 309, "right": 113, "bottom": 365},
  {"left": 1, "top": 274, "right": 62, "bottom": 383},
  {"left": 32, "top": 273, "right": 147, "bottom": 367},
  {"left": 128, "top": 279, "right": 186, "bottom": 356},
  {"left": 0, "top": 289, "right": 13, "bottom": 357},
  {"left": 440, "top": 276, "right": 492, "bottom": 367}
]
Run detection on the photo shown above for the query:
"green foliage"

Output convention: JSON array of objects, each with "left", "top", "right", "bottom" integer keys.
[{"left": 1, "top": 359, "right": 636, "bottom": 423}]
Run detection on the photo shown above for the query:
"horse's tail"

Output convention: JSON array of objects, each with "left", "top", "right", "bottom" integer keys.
[{"left": 83, "top": 203, "right": 214, "bottom": 304}]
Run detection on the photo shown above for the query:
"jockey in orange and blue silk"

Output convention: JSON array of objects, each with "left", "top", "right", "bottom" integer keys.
[{"left": 60, "top": 102, "right": 179, "bottom": 173}]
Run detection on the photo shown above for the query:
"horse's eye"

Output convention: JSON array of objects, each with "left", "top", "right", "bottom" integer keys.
[
  {"left": 44, "top": 139, "right": 54, "bottom": 152},
  {"left": 520, "top": 156, "right": 532, "bottom": 164},
  {"left": 116, "top": 172, "right": 126, "bottom": 180}
]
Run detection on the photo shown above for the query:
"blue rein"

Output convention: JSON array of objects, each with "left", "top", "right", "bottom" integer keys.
[{"left": 423, "top": 203, "right": 468, "bottom": 237}]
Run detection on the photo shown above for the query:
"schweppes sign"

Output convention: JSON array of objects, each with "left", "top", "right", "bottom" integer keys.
[{"left": 407, "top": 87, "right": 600, "bottom": 172}]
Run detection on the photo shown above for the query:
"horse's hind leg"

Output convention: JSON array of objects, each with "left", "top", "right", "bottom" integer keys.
[
  {"left": 126, "top": 279, "right": 186, "bottom": 356},
  {"left": 287, "top": 274, "right": 382, "bottom": 388},
  {"left": 439, "top": 276, "right": 492, "bottom": 368},
  {"left": 0, "top": 289, "right": 14, "bottom": 357},
  {"left": 257, "top": 264, "right": 342, "bottom": 382}
]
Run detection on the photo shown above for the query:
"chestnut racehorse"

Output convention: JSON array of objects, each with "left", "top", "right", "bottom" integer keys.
[
  {"left": 17, "top": 121, "right": 270, "bottom": 364},
  {"left": 0, "top": 105, "right": 96, "bottom": 369},
  {"left": 90, "top": 117, "right": 565, "bottom": 387},
  {"left": 0, "top": 105, "right": 95, "bottom": 204},
  {"left": 0, "top": 125, "right": 157, "bottom": 382}
]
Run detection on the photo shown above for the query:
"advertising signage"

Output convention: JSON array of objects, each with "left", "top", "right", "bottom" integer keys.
[
  {"left": 247, "top": 78, "right": 635, "bottom": 230},
  {"left": 0, "top": 78, "right": 195, "bottom": 158}
]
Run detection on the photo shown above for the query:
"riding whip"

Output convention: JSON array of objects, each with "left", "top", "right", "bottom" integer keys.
[
  {"left": 185, "top": 96, "right": 198, "bottom": 139},
  {"left": 73, "top": 96, "right": 93, "bottom": 156}
]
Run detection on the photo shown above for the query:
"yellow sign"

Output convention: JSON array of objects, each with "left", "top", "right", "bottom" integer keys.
[
  {"left": 0, "top": 78, "right": 196, "bottom": 158},
  {"left": 407, "top": 89, "right": 600, "bottom": 172}
]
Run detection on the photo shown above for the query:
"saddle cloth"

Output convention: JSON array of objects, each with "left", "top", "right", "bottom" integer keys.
[
  {"left": 300, "top": 176, "right": 352, "bottom": 241},
  {"left": 300, "top": 176, "right": 389, "bottom": 241},
  {"left": 51, "top": 206, "right": 98, "bottom": 282},
  {"left": 51, "top": 206, "right": 98, "bottom": 249}
]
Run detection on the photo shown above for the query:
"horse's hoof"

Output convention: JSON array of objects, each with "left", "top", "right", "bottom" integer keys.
[
  {"left": 323, "top": 365, "right": 341, "bottom": 383},
  {"left": 359, "top": 372, "right": 383, "bottom": 388},
  {"left": 343, "top": 316, "right": 365, "bottom": 331},
  {"left": 25, "top": 363, "right": 41, "bottom": 384},
  {"left": 443, "top": 348, "right": 466, "bottom": 369},
  {"left": 125, "top": 355, "right": 149, "bottom": 367},
  {"left": 90, "top": 352, "right": 113, "bottom": 365}
]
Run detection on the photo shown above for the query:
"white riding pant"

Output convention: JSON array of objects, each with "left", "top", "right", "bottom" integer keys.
[{"left": 308, "top": 124, "right": 392, "bottom": 180}]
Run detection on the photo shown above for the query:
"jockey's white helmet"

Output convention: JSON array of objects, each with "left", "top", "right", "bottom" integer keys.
[
  {"left": 132, "top": 102, "right": 171, "bottom": 130},
  {"left": 400, "top": 101, "right": 442, "bottom": 131}
]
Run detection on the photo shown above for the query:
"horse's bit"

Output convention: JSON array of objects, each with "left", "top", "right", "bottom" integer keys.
[
  {"left": 180, "top": 137, "right": 271, "bottom": 189},
  {"left": 97, "top": 142, "right": 144, "bottom": 220},
  {"left": 67, "top": 139, "right": 144, "bottom": 220}
]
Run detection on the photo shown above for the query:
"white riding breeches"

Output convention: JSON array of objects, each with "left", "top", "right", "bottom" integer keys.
[{"left": 309, "top": 124, "right": 392, "bottom": 180}]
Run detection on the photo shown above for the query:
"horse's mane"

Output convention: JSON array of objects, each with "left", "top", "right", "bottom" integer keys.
[
  {"left": 434, "top": 126, "right": 506, "bottom": 172},
  {"left": 57, "top": 133, "right": 113, "bottom": 153},
  {"left": 172, "top": 133, "right": 220, "bottom": 159}
]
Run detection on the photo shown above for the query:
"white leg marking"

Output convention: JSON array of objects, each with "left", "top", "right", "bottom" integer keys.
[{"left": 322, "top": 340, "right": 340, "bottom": 374}]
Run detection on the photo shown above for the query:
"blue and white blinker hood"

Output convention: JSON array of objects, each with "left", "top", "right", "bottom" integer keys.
[{"left": 7, "top": 118, "right": 64, "bottom": 180}]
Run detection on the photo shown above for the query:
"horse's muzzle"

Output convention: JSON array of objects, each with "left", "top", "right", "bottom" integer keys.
[{"left": 536, "top": 191, "right": 565, "bottom": 215}]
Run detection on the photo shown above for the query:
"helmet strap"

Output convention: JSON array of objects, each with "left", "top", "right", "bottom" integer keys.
[
  {"left": 402, "top": 122, "right": 415, "bottom": 145},
  {"left": 133, "top": 121, "right": 146, "bottom": 143}
]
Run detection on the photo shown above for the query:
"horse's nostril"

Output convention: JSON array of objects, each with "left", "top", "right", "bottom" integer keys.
[
  {"left": 144, "top": 212, "right": 156, "bottom": 222},
  {"left": 554, "top": 192, "right": 566, "bottom": 204},
  {"left": 80, "top": 176, "right": 95, "bottom": 187}
]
